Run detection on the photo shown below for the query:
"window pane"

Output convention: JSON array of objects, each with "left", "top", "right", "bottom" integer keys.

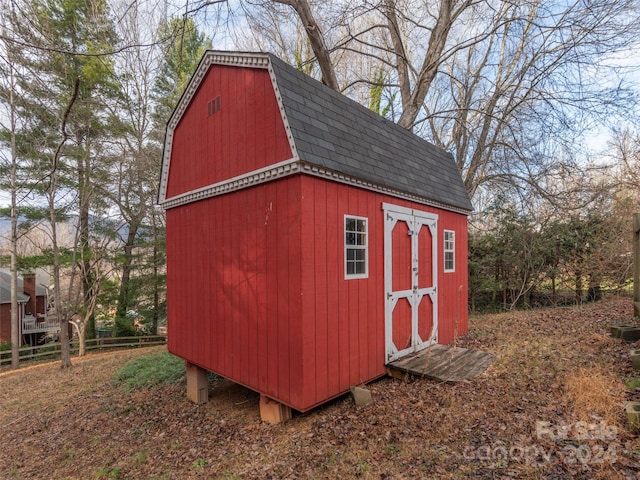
[
  {"left": 345, "top": 216, "right": 368, "bottom": 278},
  {"left": 346, "top": 232, "right": 356, "bottom": 245},
  {"left": 346, "top": 218, "right": 355, "bottom": 232}
]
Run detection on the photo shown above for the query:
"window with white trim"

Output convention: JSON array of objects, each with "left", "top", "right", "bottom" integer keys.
[
  {"left": 444, "top": 230, "right": 455, "bottom": 272},
  {"left": 345, "top": 216, "right": 368, "bottom": 279}
]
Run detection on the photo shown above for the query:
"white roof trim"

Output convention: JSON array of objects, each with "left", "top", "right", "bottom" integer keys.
[
  {"left": 159, "top": 157, "right": 300, "bottom": 209},
  {"left": 157, "top": 50, "right": 471, "bottom": 216},
  {"left": 160, "top": 157, "right": 470, "bottom": 215},
  {"left": 158, "top": 51, "right": 298, "bottom": 205},
  {"left": 299, "top": 163, "right": 471, "bottom": 215}
]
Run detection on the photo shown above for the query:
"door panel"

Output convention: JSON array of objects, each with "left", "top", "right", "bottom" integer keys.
[
  {"left": 392, "top": 220, "right": 412, "bottom": 292},
  {"left": 392, "top": 298, "right": 413, "bottom": 352},
  {"left": 417, "top": 223, "right": 433, "bottom": 289},
  {"left": 417, "top": 294, "right": 435, "bottom": 345},
  {"left": 384, "top": 203, "right": 438, "bottom": 363}
]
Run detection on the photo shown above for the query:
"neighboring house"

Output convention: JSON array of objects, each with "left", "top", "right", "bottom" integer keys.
[
  {"left": 159, "top": 51, "right": 473, "bottom": 419},
  {"left": 0, "top": 269, "right": 59, "bottom": 346}
]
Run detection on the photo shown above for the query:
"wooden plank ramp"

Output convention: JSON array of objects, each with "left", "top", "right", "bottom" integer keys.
[{"left": 387, "top": 344, "right": 495, "bottom": 382}]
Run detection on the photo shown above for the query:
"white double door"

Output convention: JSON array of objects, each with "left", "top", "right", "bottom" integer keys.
[{"left": 383, "top": 203, "right": 438, "bottom": 363}]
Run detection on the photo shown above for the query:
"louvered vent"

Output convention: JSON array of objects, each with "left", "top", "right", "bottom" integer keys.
[{"left": 208, "top": 96, "right": 221, "bottom": 116}]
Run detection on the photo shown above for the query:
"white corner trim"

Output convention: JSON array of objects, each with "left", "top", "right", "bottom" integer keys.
[
  {"left": 160, "top": 157, "right": 301, "bottom": 209},
  {"left": 158, "top": 51, "right": 297, "bottom": 205}
]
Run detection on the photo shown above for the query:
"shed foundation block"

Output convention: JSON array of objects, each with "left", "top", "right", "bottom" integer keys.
[
  {"left": 259, "top": 395, "right": 292, "bottom": 423},
  {"left": 350, "top": 385, "right": 372, "bottom": 407},
  {"left": 631, "top": 350, "right": 640, "bottom": 371},
  {"left": 626, "top": 402, "right": 640, "bottom": 433},
  {"left": 186, "top": 362, "right": 208, "bottom": 404}
]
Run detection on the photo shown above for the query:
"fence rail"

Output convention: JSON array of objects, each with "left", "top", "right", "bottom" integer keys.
[{"left": 0, "top": 335, "right": 167, "bottom": 368}]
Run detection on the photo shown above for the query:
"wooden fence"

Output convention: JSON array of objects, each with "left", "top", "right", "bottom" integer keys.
[{"left": 0, "top": 335, "right": 167, "bottom": 368}]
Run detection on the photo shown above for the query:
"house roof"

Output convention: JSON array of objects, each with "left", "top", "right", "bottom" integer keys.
[
  {"left": 0, "top": 269, "right": 48, "bottom": 304},
  {"left": 158, "top": 51, "right": 472, "bottom": 214}
]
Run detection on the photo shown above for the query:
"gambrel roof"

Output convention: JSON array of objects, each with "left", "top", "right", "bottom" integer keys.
[{"left": 158, "top": 51, "right": 472, "bottom": 214}]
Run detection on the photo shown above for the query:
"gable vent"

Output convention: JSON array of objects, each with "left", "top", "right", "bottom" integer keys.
[{"left": 208, "top": 96, "right": 221, "bottom": 116}]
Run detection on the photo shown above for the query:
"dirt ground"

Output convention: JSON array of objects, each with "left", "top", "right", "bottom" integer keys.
[{"left": 2, "top": 297, "right": 640, "bottom": 479}]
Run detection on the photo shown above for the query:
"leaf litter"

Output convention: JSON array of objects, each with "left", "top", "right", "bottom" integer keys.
[{"left": 1, "top": 297, "right": 640, "bottom": 479}]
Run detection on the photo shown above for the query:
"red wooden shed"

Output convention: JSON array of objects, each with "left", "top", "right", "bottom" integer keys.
[{"left": 158, "top": 51, "right": 473, "bottom": 419}]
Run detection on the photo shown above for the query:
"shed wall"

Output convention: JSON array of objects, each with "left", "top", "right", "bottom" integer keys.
[
  {"left": 167, "top": 174, "right": 468, "bottom": 412},
  {"left": 166, "top": 176, "right": 304, "bottom": 408},
  {"left": 165, "top": 66, "right": 293, "bottom": 199},
  {"left": 299, "top": 176, "right": 468, "bottom": 409}
]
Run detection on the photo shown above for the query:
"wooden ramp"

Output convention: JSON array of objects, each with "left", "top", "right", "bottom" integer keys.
[{"left": 387, "top": 344, "right": 495, "bottom": 382}]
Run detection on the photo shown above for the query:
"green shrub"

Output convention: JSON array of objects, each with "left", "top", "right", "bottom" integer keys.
[
  {"left": 113, "top": 316, "right": 138, "bottom": 337},
  {"left": 0, "top": 341, "right": 11, "bottom": 351},
  {"left": 111, "top": 352, "right": 185, "bottom": 390}
]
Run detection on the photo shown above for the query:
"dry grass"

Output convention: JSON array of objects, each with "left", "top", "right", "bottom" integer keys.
[
  {"left": 563, "top": 366, "right": 625, "bottom": 427},
  {"left": 1, "top": 297, "right": 640, "bottom": 479}
]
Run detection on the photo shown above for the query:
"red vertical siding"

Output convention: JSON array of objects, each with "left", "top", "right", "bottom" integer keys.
[
  {"left": 166, "top": 177, "right": 303, "bottom": 408},
  {"left": 438, "top": 214, "right": 469, "bottom": 344},
  {"left": 299, "top": 176, "right": 468, "bottom": 410},
  {"left": 167, "top": 174, "right": 467, "bottom": 413},
  {"left": 165, "top": 66, "right": 293, "bottom": 199}
]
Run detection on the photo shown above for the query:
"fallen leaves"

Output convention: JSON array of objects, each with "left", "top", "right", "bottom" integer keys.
[{"left": 1, "top": 297, "right": 640, "bottom": 478}]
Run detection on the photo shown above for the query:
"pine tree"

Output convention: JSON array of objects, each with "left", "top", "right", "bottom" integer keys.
[{"left": 8, "top": 0, "right": 121, "bottom": 365}]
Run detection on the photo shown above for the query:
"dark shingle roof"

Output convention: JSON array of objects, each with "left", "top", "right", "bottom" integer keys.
[
  {"left": 269, "top": 55, "right": 473, "bottom": 213},
  {"left": 0, "top": 269, "right": 47, "bottom": 304},
  {"left": 158, "top": 51, "right": 472, "bottom": 213}
]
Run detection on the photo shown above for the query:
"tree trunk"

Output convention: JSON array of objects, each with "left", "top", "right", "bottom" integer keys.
[
  {"left": 575, "top": 269, "right": 583, "bottom": 304},
  {"left": 272, "top": 0, "right": 339, "bottom": 91},
  {"left": 7, "top": 50, "right": 20, "bottom": 368},
  {"left": 116, "top": 222, "right": 139, "bottom": 320},
  {"left": 396, "top": 0, "right": 465, "bottom": 130},
  {"left": 49, "top": 77, "right": 80, "bottom": 369},
  {"left": 152, "top": 241, "right": 160, "bottom": 335},
  {"left": 78, "top": 146, "right": 95, "bottom": 340},
  {"left": 75, "top": 322, "right": 86, "bottom": 356},
  {"left": 634, "top": 213, "right": 640, "bottom": 317}
]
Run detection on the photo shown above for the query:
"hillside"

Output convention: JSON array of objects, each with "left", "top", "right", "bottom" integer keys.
[{"left": 1, "top": 297, "right": 640, "bottom": 479}]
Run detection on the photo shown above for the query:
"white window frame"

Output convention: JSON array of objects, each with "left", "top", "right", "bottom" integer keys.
[
  {"left": 344, "top": 215, "right": 368, "bottom": 279},
  {"left": 444, "top": 230, "right": 455, "bottom": 273}
]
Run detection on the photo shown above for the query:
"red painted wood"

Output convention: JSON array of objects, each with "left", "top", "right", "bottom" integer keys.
[
  {"left": 165, "top": 66, "right": 293, "bottom": 199},
  {"left": 166, "top": 177, "right": 303, "bottom": 406},
  {"left": 418, "top": 225, "right": 434, "bottom": 289},
  {"left": 392, "top": 221, "right": 412, "bottom": 291},
  {"left": 164, "top": 65, "right": 469, "bottom": 413},
  {"left": 438, "top": 214, "right": 469, "bottom": 344},
  {"left": 167, "top": 175, "right": 468, "bottom": 412},
  {"left": 418, "top": 295, "right": 434, "bottom": 343},
  {"left": 392, "top": 299, "right": 412, "bottom": 351}
]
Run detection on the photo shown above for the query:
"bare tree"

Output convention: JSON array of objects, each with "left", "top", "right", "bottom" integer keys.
[
  {"left": 0, "top": 7, "right": 21, "bottom": 367},
  {"left": 231, "top": 0, "right": 640, "bottom": 205}
]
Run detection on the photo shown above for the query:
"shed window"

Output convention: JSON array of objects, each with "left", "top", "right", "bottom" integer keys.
[
  {"left": 444, "top": 230, "right": 455, "bottom": 272},
  {"left": 345, "top": 216, "right": 368, "bottom": 279}
]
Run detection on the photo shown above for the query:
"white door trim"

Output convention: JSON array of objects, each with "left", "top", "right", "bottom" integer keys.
[{"left": 383, "top": 203, "right": 438, "bottom": 363}]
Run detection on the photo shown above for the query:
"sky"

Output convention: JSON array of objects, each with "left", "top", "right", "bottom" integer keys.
[{"left": 1, "top": 1, "right": 639, "bottom": 211}]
